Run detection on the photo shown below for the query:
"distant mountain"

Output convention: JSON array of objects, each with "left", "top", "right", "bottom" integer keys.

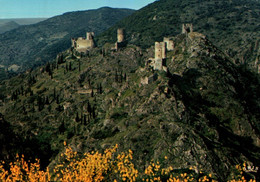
[
  {"left": 0, "top": 7, "right": 135, "bottom": 74},
  {"left": 0, "top": 18, "right": 47, "bottom": 34},
  {"left": 0, "top": 18, "right": 47, "bottom": 26},
  {"left": 98, "top": 0, "right": 260, "bottom": 68},
  {"left": 9, "top": 18, "right": 47, "bottom": 25},
  {"left": 0, "top": 21, "right": 20, "bottom": 34}
]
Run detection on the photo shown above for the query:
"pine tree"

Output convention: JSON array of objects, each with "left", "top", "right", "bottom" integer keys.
[
  {"left": 84, "top": 114, "right": 87, "bottom": 125},
  {"left": 87, "top": 102, "right": 91, "bottom": 114},
  {"left": 115, "top": 70, "right": 118, "bottom": 82},
  {"left": 75, "top": 112, "right": 80, "bottom": 122},
  {"left": 69, "top": 62, "right": 72, "bottom": 71},
  {"left": 91, "top": 89, "right": 94, "bottom": 97},
  {"left": 59, "top": 120, "right": 65, "bottom": 133}
]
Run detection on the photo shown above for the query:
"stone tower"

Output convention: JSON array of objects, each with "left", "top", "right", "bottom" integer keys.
[
  {"left": 153, "top": 42, "right": 166, "bottom": 70},
  {"left": 117, "top": 28, "right": 124, "bottom": 43},
  {"left": 115, "top": 28, "right": 126, "bottom": 51},
  {"left": 86, "top": 32, "right": 94, "bottom": 40},
  {"left": 182, "top": 24, "right": 193, "bottom": 34},
  {"left": 155, "top": 42, "right": 166, "bottom": 59}
]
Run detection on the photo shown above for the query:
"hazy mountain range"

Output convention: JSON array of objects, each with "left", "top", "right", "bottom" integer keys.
[{"left": 0, "top": 18, "right": 47, "bottom": 34}]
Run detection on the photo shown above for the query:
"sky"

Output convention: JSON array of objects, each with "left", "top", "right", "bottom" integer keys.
[{"left": 0, "top": 0, "right": 156, "bottom": 19}]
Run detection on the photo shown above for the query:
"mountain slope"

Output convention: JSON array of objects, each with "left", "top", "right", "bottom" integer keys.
[
  {"left": 0, "top": 7, "right": 134, "bottom": 73},
  {"left": 0, "top": 21, "right": 20, "bottom": 34},
  {"left": 0, "top": 31, "right": 259, "bottom": 180},
  {"left": 97, "top": 0, "right": 260, "bottom": 68}
]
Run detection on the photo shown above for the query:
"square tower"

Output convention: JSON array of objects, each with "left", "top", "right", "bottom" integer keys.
[{"left": 155, "top": 42, "right": 166, "bottom": 59}]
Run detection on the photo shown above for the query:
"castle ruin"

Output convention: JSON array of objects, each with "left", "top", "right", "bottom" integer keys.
[
  {"left": 182, "top": 24, "right": 193, "bottom": 34},
  {"left": 71, "top": 32, "right": 95, "bottom": 53},
  {"left": 115, "top": 28, "right": 126, "bottom": 50},
  {"left": 147, "top": 42, "right": 167, "bottom": 71}
]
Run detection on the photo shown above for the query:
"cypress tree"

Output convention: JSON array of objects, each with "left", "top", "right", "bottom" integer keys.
[{"left": 75, "top": 112, "right": 80, "bottom": 123}]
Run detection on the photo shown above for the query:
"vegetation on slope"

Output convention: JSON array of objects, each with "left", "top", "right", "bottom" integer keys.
[
  {"left": 0, "top": 21, "right": 20, "bottom": 34},
  {"left": 0, "top": 144, "right": 256, "bottom": 182},
  {"left": 0, "top": 30, "right": 259, "bottom": 180}
]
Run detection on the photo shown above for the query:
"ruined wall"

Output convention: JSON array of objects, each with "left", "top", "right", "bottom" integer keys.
[
  {"left": 86, "top": 32, "right": 94, "bottom": 40},
  {"left": 182, "top": 24, "right": 193, "bottom": 34},
  {"left": 71, "top": 32, "right": 95, "bottom": 53},
  {"left": 163, "top": 37, "right": 174, "bottom": 51},
  {"left": 71, "top": 38, "right": 76, "bottom": 48}
]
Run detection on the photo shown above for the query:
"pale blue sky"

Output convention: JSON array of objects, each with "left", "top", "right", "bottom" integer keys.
[{"left": 0, "top": 0, "right": 156, "bottom": 19}]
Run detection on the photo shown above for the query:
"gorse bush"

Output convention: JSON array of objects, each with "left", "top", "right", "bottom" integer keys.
[{"left": 0, "top": 144, "right": 257, "bottom": 182}]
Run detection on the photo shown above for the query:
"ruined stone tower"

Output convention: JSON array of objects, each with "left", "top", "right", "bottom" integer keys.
[
  {"left": 115, "top": 28, "right": 126, "bottom": 50},
  {"left": 117, "top": 28, "right": 124, "bottom": 43},
  {"left": 155, "top": 42, "right": 166, "bottom": 59},
  {"left": 86, "top": 32, "right": 94, "bottom": 40},
  {"left": 182, "top": 24, "right": 193, "bottom": 34},
  {"left": 163, "top": 37, "right": 174, "bottom": 51},
  {"left": 153, "top": 42, "right": 166, "bottom": 70}
]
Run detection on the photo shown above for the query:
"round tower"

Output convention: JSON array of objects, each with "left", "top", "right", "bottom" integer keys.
[{"left": 117, "top": 28, "right": 124, "bottom": 43}]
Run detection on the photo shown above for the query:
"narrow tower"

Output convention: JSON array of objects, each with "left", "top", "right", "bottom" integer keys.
[
  {"left": 115, "top": 28, "right": 126, "bottom": 50},
  {"left": 117, "top": 28, "right": 124, "bottom": 43}
]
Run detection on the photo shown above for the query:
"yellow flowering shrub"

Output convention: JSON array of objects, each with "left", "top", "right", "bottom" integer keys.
[
  {"left": 0, "top": 154, "right": 50, "bottom": 182},
  {"left": 0, "top": 144, "right": 257, "bottom": 182}
]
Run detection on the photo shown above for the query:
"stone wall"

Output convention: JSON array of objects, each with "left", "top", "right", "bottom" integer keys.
[
  {"left": 163, "top": 37, "right": 174, "bottom": 51},
  {"left": 71, "top": 32, "right": 95, "bottom": 53},
  {"left": 182, "top": 24, "right": 193, "bottom": 34}
]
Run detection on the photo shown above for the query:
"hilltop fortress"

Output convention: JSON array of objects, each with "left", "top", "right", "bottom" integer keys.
[
  {"left": 71, "top": 32, "right": 95, "bottom": 53},
  {"left": 71, "top": 24, "right": 193, "bottom": 72},
  {"left": 71, "top": 28, "right": 127, "bottom": 53},
  {"left": 147, "top": 23, "right": 193, "bottom": 71}
]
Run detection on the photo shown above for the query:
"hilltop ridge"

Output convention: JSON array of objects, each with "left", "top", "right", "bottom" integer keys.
[{"left": 97, "top": 0, "right": 260, "bottom": 70}]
